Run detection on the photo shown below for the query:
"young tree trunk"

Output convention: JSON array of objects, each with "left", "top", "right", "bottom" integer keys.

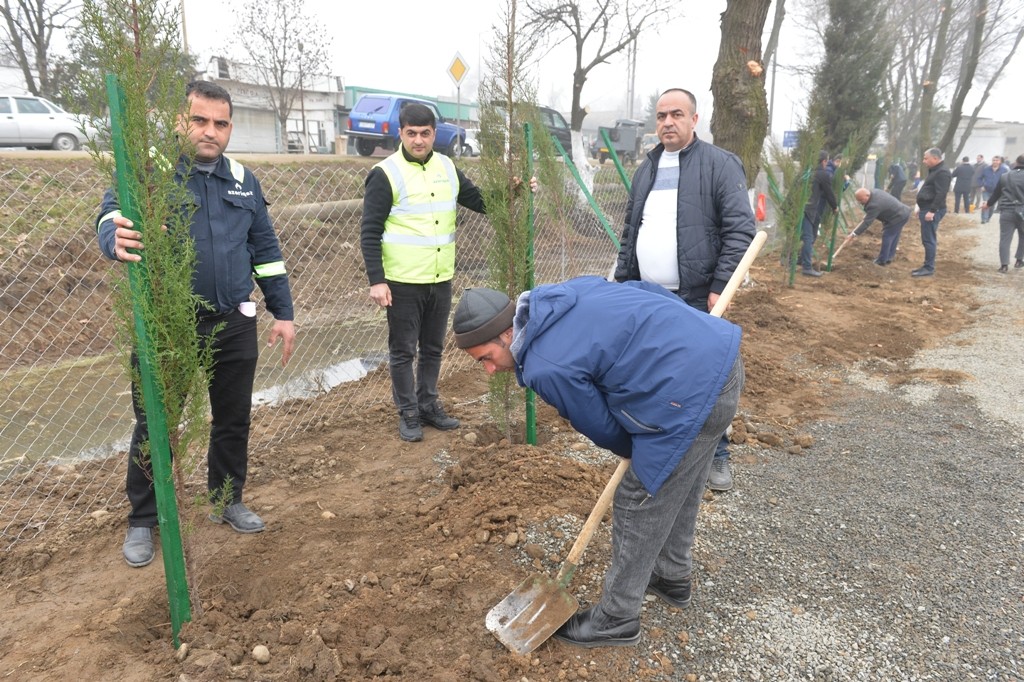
[{"left": 710, "top": 0, "right": 772, "bottom": 188}]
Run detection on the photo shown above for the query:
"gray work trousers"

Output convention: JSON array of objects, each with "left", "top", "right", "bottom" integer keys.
[{"left": 600, "top": 356, "right": 744, "bottom": 619}]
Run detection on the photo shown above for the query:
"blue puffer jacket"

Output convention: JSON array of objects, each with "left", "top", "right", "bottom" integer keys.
[
  {"left": 614, "top": 136, "right": 755, "bottom": 306},
  {"left": 511, "top": 276, "right": 741, "bottom": 495}
]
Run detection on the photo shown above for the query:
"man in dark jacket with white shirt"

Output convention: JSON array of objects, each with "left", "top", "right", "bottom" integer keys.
[
  {"left": 452, "top": 279, "right": 743, "bottom": 648},
  {"left": 612, "top": 88, "right": 754, "bottom": 492},
  {"left": 913, "top": 148, "right": 951, "bottom": 277}
]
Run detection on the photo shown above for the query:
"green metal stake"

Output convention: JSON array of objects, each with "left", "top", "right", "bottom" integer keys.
[
  {"left": 524, "top": 123, "right": 537, "bottom": 446},
  {"left": 600, "top": 128, "right": 632, "bottom": 192},
  {"left": 549, "top": 135, "right": 620, "bottom": 250},
  {"left": 105, "top": 74, "right": 191, "bottom": 646}
]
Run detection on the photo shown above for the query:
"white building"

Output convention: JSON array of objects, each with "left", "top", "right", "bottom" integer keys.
[{"left": 197, "top": 56, "right": 345, "bottom": 154}]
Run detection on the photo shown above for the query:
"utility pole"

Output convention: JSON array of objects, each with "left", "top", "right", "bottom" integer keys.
[
  {"left": 626, "top": 39, "right": 637, "bottom": 119},
  {"left": 298, "top": 42, "right": 308, "bottom": 154}
]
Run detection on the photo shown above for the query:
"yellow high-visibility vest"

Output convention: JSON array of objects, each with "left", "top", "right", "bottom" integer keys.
[{"left": 376, "top": 150, "right": 459, "bottom": 283}]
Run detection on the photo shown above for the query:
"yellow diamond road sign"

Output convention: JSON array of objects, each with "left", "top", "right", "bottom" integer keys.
[{"left": 448, "top": 52, "right": 469, "bottom": 87}]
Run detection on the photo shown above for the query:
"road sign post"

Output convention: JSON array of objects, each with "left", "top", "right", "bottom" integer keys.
[{"left": 448, "top": 52, "right": 469, "bottom": 154}]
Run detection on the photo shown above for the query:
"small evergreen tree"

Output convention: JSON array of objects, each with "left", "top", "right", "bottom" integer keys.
[{"left": 78, "top": 0, "right": 216, "bottom": 619}]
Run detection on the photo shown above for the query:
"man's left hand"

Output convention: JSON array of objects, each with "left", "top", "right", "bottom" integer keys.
[
  {"left": 268, "top": 320, "right": 296, "bottom": 367},
  {"left": 708, "top": 292, "right": 720, "bottom": 311}
]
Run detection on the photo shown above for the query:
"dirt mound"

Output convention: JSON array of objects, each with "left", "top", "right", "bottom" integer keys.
[{"left": 0, "top": 213, "right": 982, "bottom": 681}]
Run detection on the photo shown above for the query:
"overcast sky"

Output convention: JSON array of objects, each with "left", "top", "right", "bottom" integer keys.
[{"left": 182, "top": 0, "right": 1024, "bottom": 141}]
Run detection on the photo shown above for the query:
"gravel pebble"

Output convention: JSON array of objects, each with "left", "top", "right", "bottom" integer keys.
[{"left": 510, "top": 218, "right": 1024, "bottom": 680}]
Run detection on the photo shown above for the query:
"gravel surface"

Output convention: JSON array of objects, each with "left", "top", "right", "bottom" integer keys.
[{"left": 549, "top": 216, "right": 1024, "bottom": 681}]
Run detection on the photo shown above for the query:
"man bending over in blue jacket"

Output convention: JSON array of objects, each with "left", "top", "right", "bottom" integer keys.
[{"left": 452, "top": 277, "right": 744, "bottom": 648}]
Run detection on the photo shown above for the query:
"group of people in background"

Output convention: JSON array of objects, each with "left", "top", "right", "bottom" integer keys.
[{"left": 868, "top": 151, "right": 1023, "bottom": 275}]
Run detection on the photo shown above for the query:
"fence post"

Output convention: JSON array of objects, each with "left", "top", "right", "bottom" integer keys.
[
  {"left": 524, "top": 123, "right": 537, "bottom": 446},
  {"left": 600, "top": 128, "right": 632, "bottom": 192},
  {"left": 105, "top": 74, "right": 191, "bottom": 646}
]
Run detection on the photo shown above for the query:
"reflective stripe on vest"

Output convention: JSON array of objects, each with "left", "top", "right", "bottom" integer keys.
[{"left": 375, "top": 151, "right": 459, "bottom": 284}]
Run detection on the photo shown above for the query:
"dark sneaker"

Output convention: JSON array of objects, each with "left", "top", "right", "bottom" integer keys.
[
  {"left": 210, "top": 502, "right": 265, "bottom": 533},
  {"left": 707, "top": 457, "right": 734, "bottom": 492},
  {"left": 1015, "top": 259, "right": 1024, "bottom": 269},
  {"left": 998, "top": 265, "right": 1008, "bottom": 274},
  {"left": 910, "top": 267, "right": 934, "bottom": 277},
  {"left": 420, "top": 402, "right": 460, "bottom": 430},
  {"left": 646, "top": 574, "right": 692, "bottom": 608},
  {"left": 873, "top": 258, "right": 889, "bottom": 266},
  {"left": 801, "top": 268, "right": 823, "bottom": 277},
  {"left": 123, "top": 526, "right": 154, "bottom": 567},
  {"left": 553, "top": 605, "right": 640, "bottom": 648},
  {"left": 398, "top": 410, "right": 423, "bottom": 442}
]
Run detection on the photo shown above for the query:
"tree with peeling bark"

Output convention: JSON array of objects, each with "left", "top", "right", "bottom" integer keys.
[
  {"left": 710, "top": 0, "right": 772, "bottom": 188},
  {"left": 232, "top": 0, "right": 330, "bottom": 153},
  {"left": 0, "top": 0, "right": 78, "bottom": 99}
]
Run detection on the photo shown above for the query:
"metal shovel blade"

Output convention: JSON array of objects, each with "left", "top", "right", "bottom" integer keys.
[{"left": 484, "top": 574, "right": 578, "bottom": 655}]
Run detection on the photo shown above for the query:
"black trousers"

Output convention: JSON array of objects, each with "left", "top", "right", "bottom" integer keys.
[
  {"left": 385, "top": 280, "right": 451, "bottom": 414},
  {"left": 126, "top": 309, "right": 258, "bottom": 527}
]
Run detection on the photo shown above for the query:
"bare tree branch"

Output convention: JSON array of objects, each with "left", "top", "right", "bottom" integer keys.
[{"left": 523, "top": 0, "right": 674, "bottom": 130}]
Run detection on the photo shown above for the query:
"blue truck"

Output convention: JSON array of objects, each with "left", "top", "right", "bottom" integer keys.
[{"left": 346, "top": 94, "right": 466, "bottom": 157}]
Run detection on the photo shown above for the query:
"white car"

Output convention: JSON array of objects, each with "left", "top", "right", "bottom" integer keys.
[
  {"left": 461, "top": 130, "right": 480, "bottom": 157},
  {"left": 0, "top": 94, "right": 95, "bottom": 151}
]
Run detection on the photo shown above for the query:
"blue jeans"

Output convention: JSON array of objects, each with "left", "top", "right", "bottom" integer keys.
[
  {"left": 799, "top": 214, "right": 820, "bottom": 269},
  {"left": 878, "top": 215, "right": 910, "bottom": 263},
  {"left": 981, "top": 190, "right": 994, "bottom": 222},
  {"left": 599, "top": 357, "right": 743, "bottom": 618},
  {"left": 919, "top": 208, "right": 946, "bottom": 270},
  {"left": 386, "top": 280, "right": 452, "bottom": 414}
]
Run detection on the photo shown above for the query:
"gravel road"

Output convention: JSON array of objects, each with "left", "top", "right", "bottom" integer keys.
[{"left": 562, "top": 216, "right": 1024, "bottom": 681}]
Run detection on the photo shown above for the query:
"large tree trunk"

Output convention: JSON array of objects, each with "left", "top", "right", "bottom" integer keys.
[
  {"left": 918, "top": 0, "right": 953, "bottom": 154},
  {"left": 936, "top": 0, "right": 987, "bottom": 155},
  {"left": 710, "top": 0, "right": 772, "bottom": 188}
]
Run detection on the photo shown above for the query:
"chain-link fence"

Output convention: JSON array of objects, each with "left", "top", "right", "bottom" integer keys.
[{"left": 0, "top": 154, "right": 631, "bottom": 551}]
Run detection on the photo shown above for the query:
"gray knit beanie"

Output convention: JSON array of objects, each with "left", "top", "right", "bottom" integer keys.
[{"left": 452, "top": 288, "right": 514, "bottom": 349}]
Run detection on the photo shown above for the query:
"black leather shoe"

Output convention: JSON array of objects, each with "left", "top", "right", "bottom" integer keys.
[
  {"left": 398, "top": 410, "right": 423, "bottom": 442},
  {"left": 1015, "top": 259, "right": 1023, "bottom": 269},
  {"left": 801, "top": 268, "right": 823, "bottom": 277},
  {"left": 647, "top": 574, "right": 692, "bottom": 608},
  {"left": 910, "top": 267, "right": 934, "bottom": 277},
  {"left": 998, "top": 264, "right": 1008, "bottom": 274},
  {"left": 420, "top": 402, "right": 459, "bottom": 430},
  {"left": 553, "top": 605, "right": 640, "bottom": 648}
]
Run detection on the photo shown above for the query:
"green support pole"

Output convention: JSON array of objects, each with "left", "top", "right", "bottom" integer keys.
[
  {"left": 524, "top": 124, "right": 537, "bottom": 446},
  {"left": 105, "top": 74, "right": 191, "bottom": 646},
  {"left": 600, "top": 128, "right": 632, "bottom": 192},
  {"left": 549, "top": 135, "right": 620, "bottom": 250}
]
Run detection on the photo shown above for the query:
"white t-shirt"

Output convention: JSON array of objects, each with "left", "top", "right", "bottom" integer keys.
[{"left": 636, "top": 150, "right": 681, "bottom": 290}]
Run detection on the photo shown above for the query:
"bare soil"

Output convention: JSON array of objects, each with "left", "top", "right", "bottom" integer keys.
[{"left": 0, "top": 199, "right": 983, "bottom": 680}]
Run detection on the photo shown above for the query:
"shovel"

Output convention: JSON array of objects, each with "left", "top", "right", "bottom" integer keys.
[{"left": 486, "top": 230, "right": 768, "bottom": 654}]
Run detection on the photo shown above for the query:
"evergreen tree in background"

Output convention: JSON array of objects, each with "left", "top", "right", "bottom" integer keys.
[{"left": 806, "top": 0, "right": 892, "bottom": 170}]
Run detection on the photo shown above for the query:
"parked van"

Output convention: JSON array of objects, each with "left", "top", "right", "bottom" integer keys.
[
  {"left": 0, "top": 94, "right": 95, "bottom": 151},
  {"left": 347, "top": 94, "right": 465, "bottom": 157}
]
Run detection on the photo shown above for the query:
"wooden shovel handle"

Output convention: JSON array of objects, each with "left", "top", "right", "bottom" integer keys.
[
  {"left": 555, "top": 231, "right": 767, "bottom": 584},
  {"left": 710, "top": 230, "right": 767, "bottom": 318},
  {"left": 557, "top": 457, "right": 630, "bottom": 581}
]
